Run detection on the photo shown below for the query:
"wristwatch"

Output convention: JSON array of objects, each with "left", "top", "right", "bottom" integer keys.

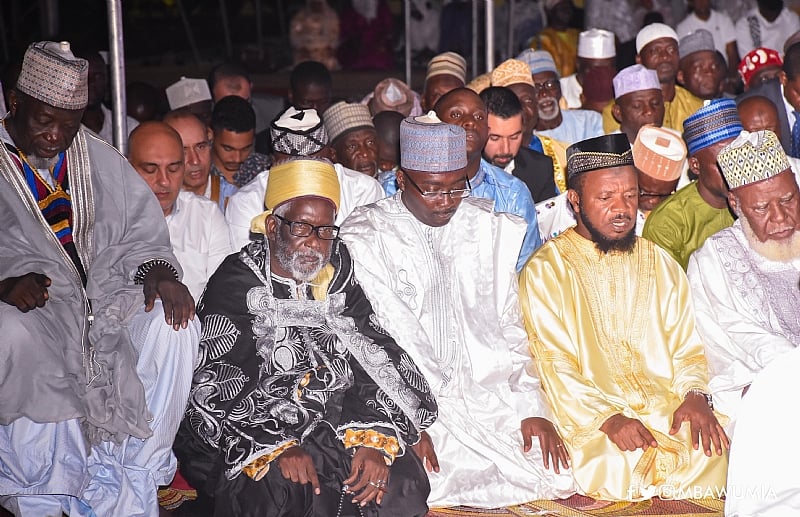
[{"left": 686, "top": 389, "right": 714, "bottom": 410}]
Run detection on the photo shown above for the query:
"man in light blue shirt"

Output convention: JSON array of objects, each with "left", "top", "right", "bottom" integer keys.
[{"left": 381, "top": 87, "right": 542, "bottom": 270}]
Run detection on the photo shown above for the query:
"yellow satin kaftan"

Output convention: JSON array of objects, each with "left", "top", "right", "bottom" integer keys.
[{"left": 520, "top": 229, "right": 727, "bottom": 501}]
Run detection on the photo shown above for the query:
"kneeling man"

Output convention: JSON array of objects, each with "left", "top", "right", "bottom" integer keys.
[
  {"left": 520, "top": 134, "right": 728, "bottom": 501},
  {"left": 174, "top": 158, "right": 437, "bottom": 516}
]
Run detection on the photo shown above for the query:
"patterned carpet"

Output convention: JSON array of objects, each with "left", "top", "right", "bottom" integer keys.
[
  {"left": 427, "top": 495, "right": 724, "bottom": 517},
  {"left": 160, "top": 488, "right": 724, "bottom": 516}
]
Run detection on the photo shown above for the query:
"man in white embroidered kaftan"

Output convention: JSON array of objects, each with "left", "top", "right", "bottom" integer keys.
[
  {"left": 688, "top": 129, "right": 800, "bottom": 428},
  {"left": 340, "top": 113, "right": 577, "bottom": 508}
]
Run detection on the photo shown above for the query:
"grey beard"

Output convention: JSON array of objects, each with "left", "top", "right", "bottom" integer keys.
[
  {"left": 27, "top": 153, "right": 59, "bottom": 170},
  {"left": 274, "top": 236, "right": 328, "bottom": 282}
]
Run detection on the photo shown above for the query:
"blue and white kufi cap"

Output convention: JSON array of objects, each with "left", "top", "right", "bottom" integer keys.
[{"left": 683, "top": 99, "right": 743, "bottom": 156}]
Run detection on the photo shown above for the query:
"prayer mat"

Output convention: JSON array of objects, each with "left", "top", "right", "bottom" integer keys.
[
  {"left": 157, "top": 490, "right": 724, "bottom": 516},
  {"left": 427, "top": 495, "right": 724, "bottom": 516}
]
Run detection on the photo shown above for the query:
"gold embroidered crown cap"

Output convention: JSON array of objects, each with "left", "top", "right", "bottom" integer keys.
[
  {"left": 567, "top": 133, "right": 633, "bottom": 179},
  {"left": 717, "top": 130, "right": 791, "bottom": 191}
]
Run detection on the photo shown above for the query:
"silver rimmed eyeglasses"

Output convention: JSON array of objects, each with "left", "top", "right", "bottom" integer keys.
[
  {"left": 404, "top": 173, "right": 472, "bottom": 199},
  {"left": 272, "top": 214, "right": 340, "bottom": 240}
]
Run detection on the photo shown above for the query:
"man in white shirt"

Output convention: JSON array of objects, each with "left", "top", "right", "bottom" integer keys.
[
  {"left": 225, "top": 106, "right": 384, "bottom": 250},
  {"left": 128, "top": 122, "right": 233, "bottom": 301},
  {"left": 164, "top": 110, "right": 237, "bottom": 213},
  {"left": 676, "top": 0, "right": 739, "bottom": 79},
  {"left": 735, "top": 0, "right": 800, "bottom": 56},
  {"left": 340, "top": 113, "right": 576, "bottom": 507}
]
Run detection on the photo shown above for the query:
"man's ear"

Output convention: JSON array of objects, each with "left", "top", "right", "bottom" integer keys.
[
  {"left": 727, "top": 191, "right": 738, "bottom": 213},
  {"left": 265, "top": 213, "right": 279, "bottom": 241},
  {"left": 328, "top": 145, "right": 338, "bottom": 164},
  {"left": 676, "top": 69, "right": 685, "bottom": 87},
  {"left": 396, "top": 169, "right": 406, "bottom": 191},
  {"left": 566, "top": 188, "right": 580, "bottom": 214},
  {"left": 688, "top": 155, "right": 700, "bottom": 177},
  {"left": 635, "top": 54, "right": 642, "bottom": 65},
  {"left": 287, "top": 88, "right": 294, "bottom": 103},
  {"left": 780, "top": 70, "right": 788, "bottom": 87},
  {"left": 611, "top": 103, "right": 623, "bottom": 124},
  {"left": 7, "top": 90, "right": 17, "bottom": 116}
]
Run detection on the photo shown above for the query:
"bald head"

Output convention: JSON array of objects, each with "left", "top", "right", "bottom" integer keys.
[
  {"left": 128, "top": 121, "right": 185, "bottom": 216},
  {"left": 738, "top": 96, "right": 781, "bottom": 139}
]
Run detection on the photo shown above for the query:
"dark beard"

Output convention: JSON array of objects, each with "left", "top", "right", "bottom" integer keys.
[{"left": 580, "top": 209, "right": 637, "bottom": 254}]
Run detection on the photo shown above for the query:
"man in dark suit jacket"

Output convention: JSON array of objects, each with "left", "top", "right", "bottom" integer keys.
[
  {"left": 736, "top": 77, "right": 791, "bottom": 155},
  {"left": 480, "top": 86, "right": 558, "bottom": 202}
]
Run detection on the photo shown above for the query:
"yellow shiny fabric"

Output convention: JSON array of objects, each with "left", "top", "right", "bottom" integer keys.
[
  {"left": 520, "top": 229, "right": 728, "bottom": 501},
  {"left": 602, "top": 86, "right": 703, "bottom": 135},
  {"left": 530, "top": 28, "right": 579, "bottom": 78},
  {"left": 537, "top": 134, "right": 568, "bottom": 193}
]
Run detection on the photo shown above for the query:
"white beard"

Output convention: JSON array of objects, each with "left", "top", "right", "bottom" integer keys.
[
  {"left": 740, "top": 215, "right": 800, "bottom": 263},
  {"left": 28, "top": 153, "right": 59, "bottom": 170}
]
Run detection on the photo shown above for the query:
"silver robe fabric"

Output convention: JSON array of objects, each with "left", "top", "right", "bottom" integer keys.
[
  {"left": 0, "top": 127, "right": 182, "bottom": 443},
  {"left": 340, "top": 194, "right": 577, "bottom": 507}
]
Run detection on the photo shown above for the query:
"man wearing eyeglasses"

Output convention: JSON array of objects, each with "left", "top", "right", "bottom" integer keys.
[
  {"left": 164, "top": 110, "right": 238, "bottom": 213},
  {"left": 518, "top": 50, "right": 603, "bottom": 147},
  {"left": 174, "top": 158, "right": 438, "bottom": 516},
  {"left": 339, "top": 114, "right": 577, "bottom": 508}
]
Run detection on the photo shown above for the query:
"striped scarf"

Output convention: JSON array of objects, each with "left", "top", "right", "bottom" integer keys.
[{"left": 4, "top": 143, "right": 86, "bottom": 284}]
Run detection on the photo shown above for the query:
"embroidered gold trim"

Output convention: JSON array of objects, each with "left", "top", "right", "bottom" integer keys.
[
  {"left": 242, "top": 439, "right": 299, "bottom": 481},
  {"left": 343, "top": 428, "right": 400, "bottom": 463}
]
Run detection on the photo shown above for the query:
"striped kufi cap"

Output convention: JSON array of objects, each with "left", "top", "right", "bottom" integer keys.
[
  {"left": 718, "top": 130, "right": 791, "bottom": 191},
  {"left": 16, "top": 41, "right": 88, "bottom": 110},
  {"left": 491, "top": 59, "right": 534, "bottom": 87},
  {"left": 426, "top": 52, "right": 467, "bottom": 83},
  {"left": 400, "top": 111, "right": 467, "bottom": 172},
  {"left": 516, "top": 49, "right": 558, "bottom": 77},
  {"left": 683, "top": 99, "right": 743, "bottom": 156},
  {"left": 270, "top": 106, "right": 327, "bottom": 156},
  {"left": 323, "top": 101, "right": 375, "bottom": 143}
]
